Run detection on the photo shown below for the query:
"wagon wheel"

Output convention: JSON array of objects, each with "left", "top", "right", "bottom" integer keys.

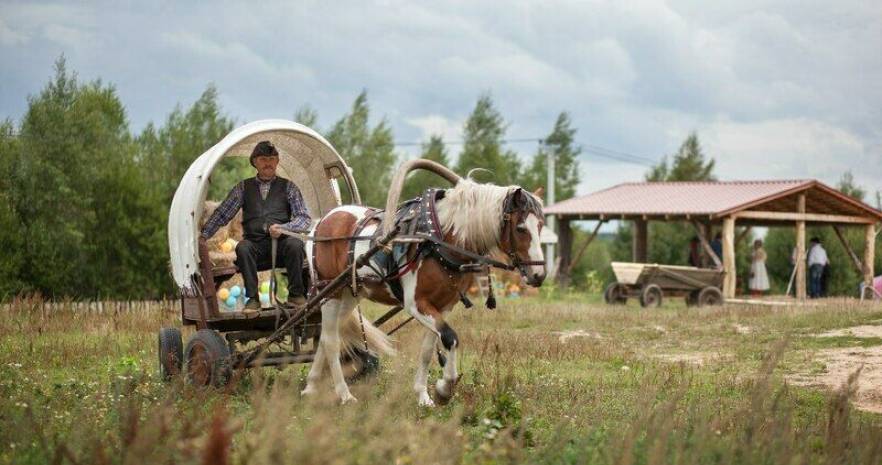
[
  {"left": 696, "top": 286, "right": 724, "bottom": 307},
  {"left": 158, "top": 327, "right": 183, "bottom": 381},
  {"left": 639, "top": 284, "right": 663, "bottom": 308},
  {"left": 604, "top": 283, "right": 628, "bottom": 305},
  {"left": 184, "top": 329, "right": 232, "bottom": 387}
]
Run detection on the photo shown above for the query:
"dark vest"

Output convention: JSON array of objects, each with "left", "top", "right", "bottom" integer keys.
[{"left": 242, "top": 176, "right": 291, "bottom": 242}]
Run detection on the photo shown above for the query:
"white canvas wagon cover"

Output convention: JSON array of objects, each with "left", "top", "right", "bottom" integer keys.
[{"left": 168, "top": 119, "right": 359, "bottom": 290}]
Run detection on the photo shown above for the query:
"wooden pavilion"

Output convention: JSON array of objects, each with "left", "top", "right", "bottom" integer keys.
[{"left": 545, "top": 180, "right": 882, "bottom": 300}]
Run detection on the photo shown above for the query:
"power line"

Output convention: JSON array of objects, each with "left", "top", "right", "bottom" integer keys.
[
  {"left": 393, "top": 137, "right": 542, "bottom": 147},
  {"left": 394, "top": 137, "right": 658, "bottom": 167}
]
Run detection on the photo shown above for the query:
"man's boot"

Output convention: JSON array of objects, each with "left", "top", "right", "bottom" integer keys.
[
  {"left": 243, "top": 297, "right": 261, "bottom": 316},
  {"left": 286, "top": 295, "right": 307, "bottom": 309}
]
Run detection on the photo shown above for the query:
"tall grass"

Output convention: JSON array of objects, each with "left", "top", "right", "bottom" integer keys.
[{"left": 1, "top": 294, "right": 882, "bottom": 464}]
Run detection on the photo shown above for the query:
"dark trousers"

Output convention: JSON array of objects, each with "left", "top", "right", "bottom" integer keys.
[
  {"left": 235, "top": 236, "right": 306, "bottom": 298},
  {"left": 809, "top": 264, "right": 824, "bottom": 298}
]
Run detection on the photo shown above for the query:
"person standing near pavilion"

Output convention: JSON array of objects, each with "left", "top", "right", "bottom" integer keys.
[
  {"left": 807, "top": 237, "right": 829, "bottom": 298},
  {"left": 749, "top": 239, "right": 770, "bottom": 296}
]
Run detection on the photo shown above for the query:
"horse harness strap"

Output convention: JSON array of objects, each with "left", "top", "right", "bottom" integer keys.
[{"left": 305, "top": 187, "right": 545, "bottom": 303}]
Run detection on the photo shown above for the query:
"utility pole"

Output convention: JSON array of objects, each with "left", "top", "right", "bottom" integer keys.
[{"left": 545, "top": 142, "right": 555, "bottom": 273}]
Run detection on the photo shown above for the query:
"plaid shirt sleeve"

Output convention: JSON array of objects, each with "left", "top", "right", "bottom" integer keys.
[
  {"left": 200, "top": 182, "right": 244, "bottom": 239},
  {"left": 281, "top": 181, "right": 312, "bottom": 232}
]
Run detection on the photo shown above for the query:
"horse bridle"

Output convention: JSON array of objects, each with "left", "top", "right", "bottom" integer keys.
[{"left": 501, "top": 190, "right": 546, "bottom": 275}]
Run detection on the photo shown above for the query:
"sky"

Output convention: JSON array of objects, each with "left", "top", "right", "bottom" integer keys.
[{"left": 1, "top": 0, "right": 880, "bottom": 204}]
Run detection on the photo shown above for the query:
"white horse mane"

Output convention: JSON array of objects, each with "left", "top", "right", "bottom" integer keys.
[{"left": 435, "top": 179, "right": 540, "bottom": 254}]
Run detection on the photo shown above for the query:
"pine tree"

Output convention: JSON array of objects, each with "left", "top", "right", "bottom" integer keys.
[
  {"left": 520, "top": 112, "right": 580, "bottom": 199},
  {"left": 326, "top": 91, "right": 397, "bottom": 207},
  {"left": 837, "top": 171, "right": 865, "bottom": 200},
  {"left": 667, "top": 132, "right": 715, "bottom": 181},
  {"left": 294, "top": 105, "right": 319, "bottom": 129},
  {"left": 455, "top": 94, "right": 521, "bottom": 186},
  {"left": 647, "top": 132, "right": 715, "bottom": 182},
  {"left": 400, "top": 135, "right": 451, "bottom": 201}
]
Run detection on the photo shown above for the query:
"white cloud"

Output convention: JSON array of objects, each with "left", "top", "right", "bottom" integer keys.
[
  {"left": 0, "top": 0, "right": 879, "bottom": 200},
  {"left": 701, "top": 117, "right": 881, "bottom": 192},
  {"left": 405, "top": 114, "right": 462, "bottom": 143},
  {"left": 0, "top": 18, "right": 27, "bottom": 46}
]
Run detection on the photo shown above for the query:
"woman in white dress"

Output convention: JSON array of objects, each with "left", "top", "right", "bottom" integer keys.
[{"left": 749, "top": 239, "right": 770, "bottom": 296}]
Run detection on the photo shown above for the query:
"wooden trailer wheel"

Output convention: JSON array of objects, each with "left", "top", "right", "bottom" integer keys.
[
  {"left": 696, "top": 286, "right": 724, "bottom": 307},
  {"left": 639, "top": 284, "right": 663, "bottom": 308},
  {"left": 604, "top": 283, "right": 628, "bottom": 305}
]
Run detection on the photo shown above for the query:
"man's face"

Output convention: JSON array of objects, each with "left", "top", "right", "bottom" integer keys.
[{"left": 254, "top": 155, "right": 279, "bottom": 180}]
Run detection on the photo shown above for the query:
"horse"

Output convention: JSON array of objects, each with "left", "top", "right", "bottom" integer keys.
[{"left": 302, "top": 179, "right": 546, "bottom": 405}]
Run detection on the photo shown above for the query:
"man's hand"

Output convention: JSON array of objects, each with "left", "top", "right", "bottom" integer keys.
[{"left": 269, "top": 224, "right": 282, "bottom": 239}]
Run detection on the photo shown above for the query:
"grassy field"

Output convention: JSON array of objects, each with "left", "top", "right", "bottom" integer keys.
[{"left": 2, "top": 294, "right": 882, "bottom": 464}]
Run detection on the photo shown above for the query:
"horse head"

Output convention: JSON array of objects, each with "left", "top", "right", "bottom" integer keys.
[{"left": 500, "top": 188, "right": 546, "bottom": 287}]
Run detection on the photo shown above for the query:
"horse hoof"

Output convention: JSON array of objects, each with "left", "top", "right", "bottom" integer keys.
[
  {"left": 340, "top": 394, "right": 358, "bottom": 405},
  {"left": 435, "top": 378, "right": 453, "bottom": 400},
  {"left": 300, "top": 386, "right": 317, "bottom": 397},
  {"left": 418, "top": 394, "right": 435, "bottom": 408}
]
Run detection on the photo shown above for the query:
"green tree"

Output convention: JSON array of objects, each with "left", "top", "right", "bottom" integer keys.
[
  {"left": 0, "top": 120, "right": 25, "bottom": 298},
  {"left": 455, "top": 94, "right": 521, "bottom": 186},
  {"left": 646, "top": 132, "right": 716, "bottom": 182},
  {"left": 326, "top": 91, "right": 397, "bottom": 207},
  {"left": 400, "top": 135, "right": 452, "bottom": 201},
  {"left": 134, "top": 86, "right": 236, "bottom": 295},
  {"left": 137, "top": 85, "right": 235, "bottom": 202},
  {"left": 10, "top": 57, "right": 164, "bottom": 298},
  {"left": 837, "top": 171, "right": 865, "bottom": 201},
  {"left": 520, "top": 112, "right": 581, "bottom": 199},
  {"left": 294, "top": 105, "right": 319, "bottom": 129}
]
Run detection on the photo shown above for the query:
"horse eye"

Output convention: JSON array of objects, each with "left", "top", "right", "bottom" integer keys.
[{"left": 516, "top": 224, "right": 528, "bottom": 233}]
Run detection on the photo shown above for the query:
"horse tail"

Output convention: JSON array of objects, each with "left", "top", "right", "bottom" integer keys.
[{"left": 340, "top": 307, "right": 395, "bottom": 357}]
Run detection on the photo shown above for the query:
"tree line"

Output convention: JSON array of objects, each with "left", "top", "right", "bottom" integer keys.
[
  {"left": 4, "top": 58, "right": 876, "bottom": 300},
  {"left": 0, "top": 58, "right": 580, "bottom": 300}
]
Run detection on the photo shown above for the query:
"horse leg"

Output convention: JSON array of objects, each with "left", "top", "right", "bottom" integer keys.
[
  {"left": 414, "top": 328, "right": 438, "bottom": 407},
  {"left": 402, "top": 271, "right": 460, "bottom": 404},
  {"left": 321, "top": 294, "right": 358, "bottom": 404},
  {"left": 300, "top": 335, "right": 326, "bottom": 396},
  {"left": 434, "top": 312, "right": 459, "bottom": 402},
  {"left": 413, "top": 298, "right": 459, "bottom": 402}
]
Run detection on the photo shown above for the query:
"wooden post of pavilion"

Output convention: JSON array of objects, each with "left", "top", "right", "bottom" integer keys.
[
  {"left": 556, "top": 218, "right": 573, "bottom": 285},
  {"left": 722, "top": 216, "right": 736, "bottom": 299},
  {"left": 633, "top": 219, "right": 648, "bottom": 263},
  {"left": 795, "top": 194, "right": 807, "bottom": 300},
  {"left": 865, "top": 223, "right": 876, "bottom": 289}
]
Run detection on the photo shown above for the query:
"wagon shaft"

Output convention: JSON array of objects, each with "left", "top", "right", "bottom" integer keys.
[{"left": 234, "top": 223, "right": 402, "bottom": 366}]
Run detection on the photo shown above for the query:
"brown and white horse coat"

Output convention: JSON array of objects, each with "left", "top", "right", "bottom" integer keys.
[{"left": 303, "top": 180, "right": 546, "bottom": 405}]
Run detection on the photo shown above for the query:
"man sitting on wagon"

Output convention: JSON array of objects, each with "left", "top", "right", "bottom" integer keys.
[{"left": 200, "top": 140, "right": 311, "bottom": 311}]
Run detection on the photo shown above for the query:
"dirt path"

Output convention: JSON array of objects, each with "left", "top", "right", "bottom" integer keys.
[{"left": 790, "top": 325, "right": 882, "bottom": 414}]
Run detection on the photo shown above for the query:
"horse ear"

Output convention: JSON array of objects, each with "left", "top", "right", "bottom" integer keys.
[{"left": 511, "top": 188, "right": 526, "bottom": 208}]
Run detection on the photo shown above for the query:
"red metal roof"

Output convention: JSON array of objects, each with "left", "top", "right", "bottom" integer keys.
[{"left": 545, "top": 179, "right": 882, "bottom": 219}]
